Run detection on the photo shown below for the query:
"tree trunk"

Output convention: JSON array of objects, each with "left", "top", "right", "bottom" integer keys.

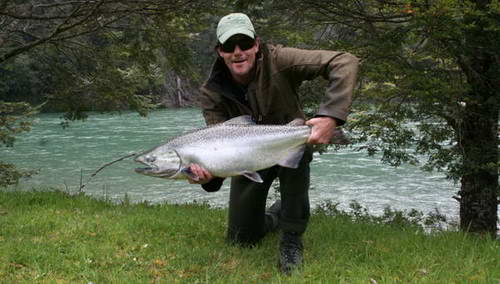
[
  {"left": 458, "top": 0, "right": 499, "bottom": 236},
  {"left": 457, "top": 102, "right": 498, "bottom": 236}
]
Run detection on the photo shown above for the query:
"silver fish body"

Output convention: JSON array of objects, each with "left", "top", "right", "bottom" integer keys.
[{"left": 134, "top": 115, "right": 311, "bottom": 183}]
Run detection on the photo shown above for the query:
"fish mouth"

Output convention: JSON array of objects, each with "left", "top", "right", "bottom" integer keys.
[
  {"left": 134, "top": 165, "right": 161, "bottom": 176},
  {"left": 134, "top": 152, "right": 160, "bottom": 174},
  {"left": 134, "top": 158, "right": 156, "bottom": 174},
  {"left": 134, "top": 166, "right": 154, "bottom": 174},
  {"left": 134, "top": 166, "right": 179, "bottom": 178},
  {"left": 134, "top": 155, "right": 162, "bottom": 176}
]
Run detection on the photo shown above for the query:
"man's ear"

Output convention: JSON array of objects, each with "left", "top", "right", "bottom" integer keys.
[
  {"left": 255, "top": 37, "right": 260, "bottom": 52},
  {"left": 215, "top": 45, "right": 223, "bottom": 57}
]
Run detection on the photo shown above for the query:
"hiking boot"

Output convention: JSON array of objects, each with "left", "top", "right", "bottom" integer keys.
[
  {"left": 265, "top": 200, "right": 281, "bottom": 233},
  {"left": 279, "top": 231, "right": 303, "bottom": 275}
]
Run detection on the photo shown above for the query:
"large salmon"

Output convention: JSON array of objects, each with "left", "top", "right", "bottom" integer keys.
[{"left": 134, "top": 115, "right": 346, "bottom": 183}]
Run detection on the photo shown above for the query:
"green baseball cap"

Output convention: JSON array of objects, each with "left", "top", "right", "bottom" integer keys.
[{"left": 217, "top": 13, "right": 255, "bottom": 44}]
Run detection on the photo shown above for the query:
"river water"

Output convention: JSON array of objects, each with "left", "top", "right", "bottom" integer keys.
[{"left": 3, "top": 108, "right": 462, "bottom": 220}]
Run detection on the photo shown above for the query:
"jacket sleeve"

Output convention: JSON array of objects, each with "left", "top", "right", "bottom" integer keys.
[
  {"left": 274, "top": 46, "right": 359, "bottom": 125},
  {"left": 201, "top": 177, "right": 225, "bottom": 192},
  {"left": 199, "top": 87, "right": 229, "bottom": 126}
]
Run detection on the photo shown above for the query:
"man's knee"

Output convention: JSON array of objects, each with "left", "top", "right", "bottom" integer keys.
[{"left": 226, "top": 227, "right": 265, "bottom": 247}]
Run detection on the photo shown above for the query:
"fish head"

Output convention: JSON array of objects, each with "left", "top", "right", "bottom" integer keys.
[{"left": 134, "top": 148, "right": 182, "bottom": 178}]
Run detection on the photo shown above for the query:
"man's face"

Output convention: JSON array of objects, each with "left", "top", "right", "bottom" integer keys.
[{"left": 217, "top": 34, "right": 259, "bottom": 84}]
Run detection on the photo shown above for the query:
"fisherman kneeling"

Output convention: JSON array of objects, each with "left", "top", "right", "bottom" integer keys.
[{"left": 188, "top": 13, "right": 359, "bottom": 274}]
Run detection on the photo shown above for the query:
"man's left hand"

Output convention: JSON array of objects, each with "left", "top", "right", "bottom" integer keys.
[{"left": 305, "top": 117, "right": 337, "bottom": 144}]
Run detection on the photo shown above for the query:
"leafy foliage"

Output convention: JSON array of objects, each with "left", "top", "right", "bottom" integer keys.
[
  {"left": 274, "top": 0, "right": 499, "bottom": 233},
  {"left": 0, "top": 101, "right": 39, "bottom": 186},
  {"left": 272, "top": 0, "right": 499, "bottom": 179},
  {"left": 314, "top": 200, "right": 451, "bottom": 232},
  {"left": 0, "top": 101, "right": 37, "bottom": 147},
  {"left": 1, "top": 0, "right": 214, "bottom": 115}
]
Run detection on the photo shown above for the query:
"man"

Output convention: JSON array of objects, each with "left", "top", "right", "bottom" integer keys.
[{"left": 189, "top": 13, "right": 359, "bottom": 274}]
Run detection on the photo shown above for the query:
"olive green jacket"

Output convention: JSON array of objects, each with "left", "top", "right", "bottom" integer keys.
[{"left": 199, "top": 43, "right": 359, "bottom": 126}]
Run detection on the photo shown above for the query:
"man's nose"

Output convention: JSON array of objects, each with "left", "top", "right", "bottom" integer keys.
[{"left": 233, "top": 45, "right": 243, "bottom": 54}]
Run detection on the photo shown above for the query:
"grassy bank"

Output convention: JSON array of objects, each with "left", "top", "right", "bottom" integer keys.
[{"left": 0, "top": 190, "right": 498, "bottom": 283}]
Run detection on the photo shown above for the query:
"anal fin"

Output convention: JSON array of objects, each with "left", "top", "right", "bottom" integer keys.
[
  {"left": 277, "top": 145, "right": 306, "bottom": 169},
  {"left": 241, "top": 171, "right": 263, "bottom": 183}
]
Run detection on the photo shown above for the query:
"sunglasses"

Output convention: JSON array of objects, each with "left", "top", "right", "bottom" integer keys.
[{"left": 219, "top": 37, "right": 256, "bottom": 53}]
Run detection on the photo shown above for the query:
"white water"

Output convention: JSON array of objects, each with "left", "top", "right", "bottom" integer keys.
[{"left": 3, "top": 108, "right": 464, "bottom": 221}]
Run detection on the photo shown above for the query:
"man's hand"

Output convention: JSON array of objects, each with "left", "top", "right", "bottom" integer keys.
[
  {"left": 188, "top": 164, "right": 214, "bottom": 184},
  {"left": 305, "top": 117, "right": 338, "bottom": 144}
]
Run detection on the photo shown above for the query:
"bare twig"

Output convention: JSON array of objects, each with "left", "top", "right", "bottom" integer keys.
[
  {"left": 79, "top": 152, "right": 137, "bottom": 191},
  {"left": 79, "top": 168, "right": 83, "bottom": 192}
]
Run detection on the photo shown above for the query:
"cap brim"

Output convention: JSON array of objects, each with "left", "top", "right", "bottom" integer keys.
[{"left": 218, "top": 28, "right": 255, "bottom": 44}]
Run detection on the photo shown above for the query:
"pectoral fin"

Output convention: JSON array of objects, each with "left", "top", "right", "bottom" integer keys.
[
  {"left": 241, "top": 171, "right": 263, "bottom": 183},
  {"left": 181, "top": 167, "right": 199, "bottom": 181},
  {"left": 277, "top": 145, "right": 306, "bottom": 169}
]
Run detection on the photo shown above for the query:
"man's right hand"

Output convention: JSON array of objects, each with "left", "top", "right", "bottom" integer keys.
[{"left": 188, "top": 164, "right": 214, "bottom": 184}]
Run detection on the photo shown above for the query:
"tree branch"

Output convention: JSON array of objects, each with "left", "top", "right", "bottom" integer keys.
[{"left": 0, "top": 0, "right": 196, "bottom": 64}]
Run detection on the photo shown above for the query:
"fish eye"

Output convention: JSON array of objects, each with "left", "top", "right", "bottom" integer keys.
[{"left": 145, "top": 156, "right": 156, "bottom": 163}]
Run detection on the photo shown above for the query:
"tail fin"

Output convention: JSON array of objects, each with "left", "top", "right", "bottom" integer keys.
[{"left": 330, "top": 129, "right": 350, "bottom": 145}]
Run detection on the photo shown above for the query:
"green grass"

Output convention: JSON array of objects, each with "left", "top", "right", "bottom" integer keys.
[{"left": 0, "top": 190, "right": 498, "bottom": 283}]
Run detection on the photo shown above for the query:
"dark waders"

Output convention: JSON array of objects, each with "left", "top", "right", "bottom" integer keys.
[{"left": 227, "top": 147, "right": 312, "bottom": 246}]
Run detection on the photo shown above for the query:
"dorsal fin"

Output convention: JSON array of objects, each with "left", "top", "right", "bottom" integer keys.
[
  {"left": 223, "top": 115, "right": 255, "bottom": 125},
  {"left": 287, "top": 118, "right": 305, "bottom": 126}
]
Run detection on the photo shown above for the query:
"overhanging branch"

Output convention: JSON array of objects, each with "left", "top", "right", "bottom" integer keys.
[{"left": 0, "top": 0, "right": 199, "bottom": 64}]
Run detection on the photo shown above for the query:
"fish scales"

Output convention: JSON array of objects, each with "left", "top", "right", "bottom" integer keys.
[{"left": 175, "top": 124, "right": 310, "bottom": 176}]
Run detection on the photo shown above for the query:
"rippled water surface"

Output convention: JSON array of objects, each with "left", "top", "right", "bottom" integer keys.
[{"left": 3, "top": 108, "right": 463, "bottom": 220}]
